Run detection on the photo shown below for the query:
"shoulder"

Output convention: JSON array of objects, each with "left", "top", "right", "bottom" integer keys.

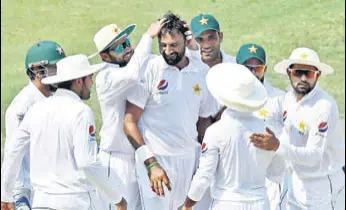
[
  {"left": 6, "top": 84, "right": 40, "bottom": 116},
  {"left": 313, "top": 88, "right": 338, "bottom": 115},
  {"left": 221, "top": 51, "right": 237, "bottom": 63}
]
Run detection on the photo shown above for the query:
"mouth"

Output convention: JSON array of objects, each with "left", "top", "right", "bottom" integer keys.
[{"left": 166, "top": 53, "right": 177, "bottom": 60}]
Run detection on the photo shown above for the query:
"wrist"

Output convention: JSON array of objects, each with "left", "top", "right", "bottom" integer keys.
[
  {"left": 273, "top": 139, "right": 280, "bottom": 151},
  {"left": 135, "top": 145, "right": 154, "bottom": 164}
]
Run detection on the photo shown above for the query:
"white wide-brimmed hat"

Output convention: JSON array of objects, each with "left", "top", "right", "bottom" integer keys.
[
  {"left": 41, "top": 54, "right": 105, "bottom": 85},
  {"left": 206, "top": 63, "right": 268, "bottom": 112},
  {"left": 88, "top": 23, "right": 136, "bottom": 59},
  {"left": 274, "top": 47, "right": 334, "bottom": 75}
]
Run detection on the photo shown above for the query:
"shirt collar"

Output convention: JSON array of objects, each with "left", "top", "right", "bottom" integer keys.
[
  {"left": 288, "top": 84, "right": 320, "bottom": 104},
  {"left": 29, "top": 81, "right": 46, "bottom": 99},
  {"left": 54, "top": 88, "right": 81, "bottom": 101},
  {"left": 159, "top": 54, "right": 199, "bottom": 73}
]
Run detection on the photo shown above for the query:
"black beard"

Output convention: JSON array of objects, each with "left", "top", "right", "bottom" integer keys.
[
  {"left": 293, "top": 82, "right": 313, "bottom": 95},
  {"left": 162, "top": 49, "right": 185, "bottom": 66}
]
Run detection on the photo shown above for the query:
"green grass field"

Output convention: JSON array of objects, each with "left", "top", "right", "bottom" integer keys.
[{"left": 1, "top": 0, "right": 345, "bottom": 161}]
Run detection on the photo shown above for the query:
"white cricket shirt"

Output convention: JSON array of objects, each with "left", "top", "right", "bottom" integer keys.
[
  {"left": 188, "top": 109, "right": 284, "bottom": 202},
  {"left": 276, "top": 85, "right": 345, "bottom": 179},
  {"left": 95, "top": 34, "right": 153, "bottom": 153},
  {"left": 127, "top": 55, "right": 218, "bottom": 156},
  {"left": 1, "top": 89, "right": 122, "bottom": 204}
]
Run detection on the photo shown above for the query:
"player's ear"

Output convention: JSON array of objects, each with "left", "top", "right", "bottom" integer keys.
[{"left": 100, "top": 52, "right": 111, "bottom": 62}]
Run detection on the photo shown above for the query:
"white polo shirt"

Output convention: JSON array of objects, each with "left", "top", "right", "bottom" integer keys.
[
  {"left": 4, "top": 82, "right": 46, "bottom": 193},
  {"left": 188, "top": 109, "right": 284, "bottom": 201},
  {"left": 95, "top": 34, "right": 153, "bottom": 153},
  {"left": 1, "top": 89, "right": 122, "bottom": 205},
  {"left": 276, "top": 85, "right": 345, "bottom": 179},
  {"left": 127, "top": 55, "right": 218, "bottom": 156}
]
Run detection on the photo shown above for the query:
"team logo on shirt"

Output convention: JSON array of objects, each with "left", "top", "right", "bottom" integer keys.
[
  {"left": 157, "top": 80, "right": 168, "bottom": 90},
  {"left": 283, "top": 110, "right": 287, "bottom": 122},
  {"left": 201, "top": 143, "right": 208, "bottom": 154},
  {"left": 257, "top": 108, "right": 268, "bottom": 120},
  {"left": 89, "top": 125, "right": 96, "bottom": 137},
  {"left": 298, "top": 120, "right": 306, "bottom": 134},
  {"left": 192, "top": 84, "right": 201, "bottom": 96},
  {"left": 318, "top": 122, "right": 328, "bottom": 133}
]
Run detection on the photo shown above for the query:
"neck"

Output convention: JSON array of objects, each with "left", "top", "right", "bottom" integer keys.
[
  {"left": 203, "top": 52, "right": 222, "bottom": 67},
  {"left": 175, "top": 56, "right": 189, "bottom": 70},
  {"left": 32, "top": 79, "right": 50, "bottom": 97}
]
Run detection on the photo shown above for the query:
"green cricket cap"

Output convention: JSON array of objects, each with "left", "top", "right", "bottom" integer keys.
[
  {"left": 190, "top": 14, "right": 220, "bottom": 38},
  {"left": 236, "top": 43, "right": 266, "bottom": 64}
]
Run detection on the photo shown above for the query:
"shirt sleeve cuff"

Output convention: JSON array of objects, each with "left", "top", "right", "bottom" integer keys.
[
  {"left": 187, "top": 181, "right": 206, "bottom": 202},
  {"left": 127, "top": 97, "right": 146, "bottom": 110}
]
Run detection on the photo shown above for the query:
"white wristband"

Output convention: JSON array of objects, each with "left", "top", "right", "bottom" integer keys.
[{"left": 136, "top": 145, "right": 154, "bottom": 163}]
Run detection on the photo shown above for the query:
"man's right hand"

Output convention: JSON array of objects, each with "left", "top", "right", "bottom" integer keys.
[
  {"left": 147, "top": 161, "right": 171, "bottom": 196},
  {"left": 1, "top": 202, "right": 14, "bottom": 210},
  {"left": 115, "top": 197, "right": 127, "bottom": 210},
  {"left": 146, "top": 18, "right": 168, "bottom": 39}
]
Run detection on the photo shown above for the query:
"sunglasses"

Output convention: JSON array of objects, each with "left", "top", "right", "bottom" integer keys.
[
  {"left": 244, "top": 64, "right": 266, "bottom": 74},
  {"left": 288, "top": 68, "right": 320, "bottom": 79},
  {"left": 111, "top": 38, "right": 131, "bottom": 54}
]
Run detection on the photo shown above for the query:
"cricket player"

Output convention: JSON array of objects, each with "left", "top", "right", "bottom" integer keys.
[
  {"left": 3, "top": 40, "right": 66, "bottom": 209},
  {"left": 189, "top": 13, "right": 237, "bottom": 210},
  {"left": 236, "top": 43, "right": 287, "bottom": 210},
  {"left": 124, "top": 12, "right": 218, "bottom": 210},
  {"left": 250, "top": 47, "right": 345, "bottom": 210},
  {"left": 88, "top": 19, "right": 167, "bottom": 210},
  {"left": 1, "top": 54, "right": 126, "bottom": 210},
  {"left": 180, "top": 63, "right": 284, "bottom": 210}
]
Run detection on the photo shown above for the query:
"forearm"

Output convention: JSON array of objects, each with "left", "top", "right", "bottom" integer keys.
[
  {"left": 197, "top": 117, "right": 212, "bottom": 144},
  {"left": 124, "top": 115, "right": 145, "bottom": 150},
  {"left": 276, "top": 142, "right": 323, "bottom": 167},
  {"left": 183, "top": 197, "right": 197, "bottom": 208}
]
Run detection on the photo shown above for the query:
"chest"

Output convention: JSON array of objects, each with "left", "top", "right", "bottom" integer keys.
[
  {"left": 149, "top": 70, "right": 206, "bottom": 106},
  {"left": 282, "top": 104, "right": 316, "bottom": 145}
]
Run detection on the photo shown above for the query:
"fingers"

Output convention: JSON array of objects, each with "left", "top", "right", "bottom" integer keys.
[
  {"left": 162, "top": 174, "right": 172, "bottom": 191},
  {"left": 157, "top": 180, "right": 164, "bottom": 196},
  {"left": 184, "top": 31, "right": 193, "bottom": 40}
]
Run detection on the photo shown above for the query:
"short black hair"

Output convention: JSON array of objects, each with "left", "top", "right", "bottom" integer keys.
[
  {"left": 57, "top": 76, "right": 87, "bottom": 90},
  {"left": 158, "top": 12, "right": 187, "bottom": 40}
]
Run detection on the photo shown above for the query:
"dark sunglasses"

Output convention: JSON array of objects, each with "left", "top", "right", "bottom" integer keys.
[
  {"left": 111, "top": 38, "right": 131, "bottom": 54},
  {"left": 288, "top": 68, "right": 320, "bottom": 79},
  {"left": 244, "top": 64, "right": 266, "bottom": 74}
]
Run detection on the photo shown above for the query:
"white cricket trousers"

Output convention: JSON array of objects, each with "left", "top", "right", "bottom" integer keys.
[
  {"left": 136, "top": 151, "right": 197, "bottom": 210},
  {"left": 286, "top": 169, "right": 345, "bottom": 210},
  {"left": 266, "top": 172, "right": 289, "bottom": 210},
  {"left": 31, "top": 190, "right": 103, "bottom": 209},
  {"left": 209, "top": 198, "right": 270, "bottom": 210},
  {"left": 98, "top": 150, "right": 141, "bottom": 210}
]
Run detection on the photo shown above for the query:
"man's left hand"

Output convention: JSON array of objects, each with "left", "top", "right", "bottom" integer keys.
[{"left": 249, "top": 127, "right": 280, "bottom": 151}]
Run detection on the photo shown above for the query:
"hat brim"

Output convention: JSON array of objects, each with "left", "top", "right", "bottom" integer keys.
[
  {"left": 206, "top": 65, "right": 268, "bottom": 112},
  {"left": 41, "top": 63, "right": 106, "bottom": 85},
  {"left": 88, "top": 24, "right": 136, "bottom": 59},
  {"left": 274, "top": 59, "right": 334, "bottom": 75}
]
